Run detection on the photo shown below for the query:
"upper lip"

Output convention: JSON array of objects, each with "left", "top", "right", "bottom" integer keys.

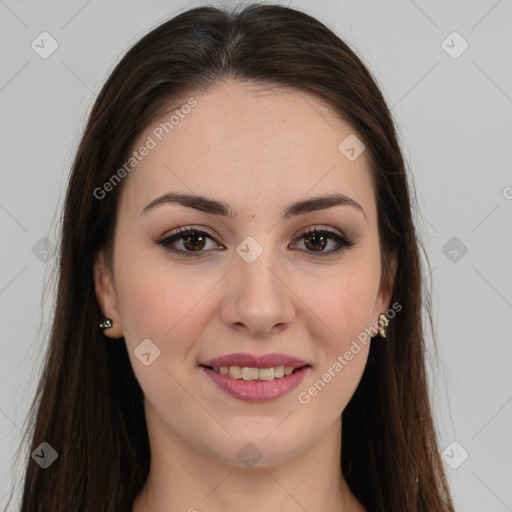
[{"left": 201, "top": 352, "right": 310, "bottom": 368}]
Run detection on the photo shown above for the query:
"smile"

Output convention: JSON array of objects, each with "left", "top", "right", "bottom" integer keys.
[
  {"left": 207, "top": 365, "right": 299, "bottom": 381},
  {"left": 199, "top": 352, "right": 311, "bottom": 401}
]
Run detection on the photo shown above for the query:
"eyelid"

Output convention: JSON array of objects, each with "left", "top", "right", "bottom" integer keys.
[
  {"left": 168, "top": 225, "right": 219, "bottom": 240},
  {"left": 294, "top": 224, "right": 345, "bottom": 239}
]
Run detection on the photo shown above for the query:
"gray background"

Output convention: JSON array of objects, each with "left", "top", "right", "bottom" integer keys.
[{"left": 1, "top": 0, "right": 511, "bottom": 510}]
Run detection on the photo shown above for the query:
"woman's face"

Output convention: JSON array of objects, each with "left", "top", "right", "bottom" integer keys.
[{"left": 94, "top": 80, "right": 396, "bottom": 468}]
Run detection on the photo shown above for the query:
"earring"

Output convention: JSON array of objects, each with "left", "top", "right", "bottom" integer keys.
[
  {"left": 99, "top": 317, "right": 113, "bottom": 331},
  {"left": 378, "top": 313, "right": 389, "bottom": 338}
]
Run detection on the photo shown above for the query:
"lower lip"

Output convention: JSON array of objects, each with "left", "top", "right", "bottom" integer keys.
[{"left": 201, "top": 366, "right": 309, "bottom": 402}]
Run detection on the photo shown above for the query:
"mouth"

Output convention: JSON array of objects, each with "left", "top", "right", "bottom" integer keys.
[{"left": 199, "top": 357, "right": 311, "bottom": 402}]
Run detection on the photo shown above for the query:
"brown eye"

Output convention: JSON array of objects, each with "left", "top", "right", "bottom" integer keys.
[
  {"left": 294, "top": 228, "right": 355, "bottom": 256},
  {"left": 181, "top": 232, "right": 207, "bottom": 251},
  {"left": 303, "top": 231, "right": 328, "bottom": 252},
  {"left": 157, "top": 228, "right": 221, "bottom": 257}
]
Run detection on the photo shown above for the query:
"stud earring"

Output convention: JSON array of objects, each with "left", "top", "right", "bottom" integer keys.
[
  {"left": 378, "top": 313, "right": 389, "bottom": 338},
  {"left": 99, "top": 317, "right": 113, "bottom": 331}
]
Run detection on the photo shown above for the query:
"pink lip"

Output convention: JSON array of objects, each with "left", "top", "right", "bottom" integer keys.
[
  {"left": 201, "top": 365, "right": 310, "bottom": 402},
  {"left": 201, "top": 352, "right": 309, "bottom": 368}
]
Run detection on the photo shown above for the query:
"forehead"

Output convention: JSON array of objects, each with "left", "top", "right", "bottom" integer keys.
[{"left": 118, "top": 80, "right": 375, "bottom": 222}]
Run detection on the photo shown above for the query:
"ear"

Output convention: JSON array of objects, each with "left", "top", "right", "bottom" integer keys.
[
  {"left": 93, "top": 250, "right": 124, "bottom": 338},
  {"left": 373, "top": 250, "right": 398, "bottom": 324}
]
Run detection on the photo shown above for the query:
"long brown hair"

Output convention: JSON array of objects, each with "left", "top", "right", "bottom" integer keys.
[{"left": 8, "top": 3, "right": 454, "bottom": 511}]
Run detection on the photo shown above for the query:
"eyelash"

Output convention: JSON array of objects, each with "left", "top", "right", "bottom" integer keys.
[{"left": 156, "top": 225, "right": 355, "bottom": 258}]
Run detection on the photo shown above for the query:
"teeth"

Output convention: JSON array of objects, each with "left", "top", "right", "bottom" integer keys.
[
  {"left": 228, "top": 366, "right": 242, "bottom": 379},
  {"left": 274, "top": 366, "right": 285, "bottom": 378},
  {"left": 241, "top": 367, "right": 259, "bottom": 380},
  {"left": 210, "top": 365, "right": 300, "bottom": 380},
  {"left": 257, "top": 367, "right": 274, "bottom": 381}
]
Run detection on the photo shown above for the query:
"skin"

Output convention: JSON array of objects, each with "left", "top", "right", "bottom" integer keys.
[{"left": 94, "top": 80, "right": 397, "bottom": 512}]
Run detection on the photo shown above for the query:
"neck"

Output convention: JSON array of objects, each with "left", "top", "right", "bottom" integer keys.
[{"left": 133, "top": 403, "right": 366, "bottom": 512}]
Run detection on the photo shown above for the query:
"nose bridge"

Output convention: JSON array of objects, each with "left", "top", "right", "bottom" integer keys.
[
  {"left": 221, "top": 238, "right": 295, "bottom": 334},
  {"left": 240, "top": 247, "right": 280, "bottom": 294},
  {"left": 236, "top": 241, "right": 287, "bottom": 305}
]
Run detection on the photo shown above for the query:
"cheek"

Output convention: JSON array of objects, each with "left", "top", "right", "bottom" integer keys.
[
  {"left": 299, "top": 250, "right": 381, "bottom": 348},
  {"left": 112, "top": 255, "right": 213, "bottom": 408},
  {"left": 293, "top": 250, "right": 380, "bottom": 407},
  {"left": 113, "top": 225, "right": 189, "bottom": 329},
  {"left": 112, "top": 235, "right": 227, "bottom": 377},
  {"left": 295, "top": 277, "right": 377, "bottom": 418}
]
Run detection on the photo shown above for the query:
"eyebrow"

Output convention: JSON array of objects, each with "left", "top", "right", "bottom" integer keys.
[{"left": 141, "top": 192, "right": 366, "bottom": 220}]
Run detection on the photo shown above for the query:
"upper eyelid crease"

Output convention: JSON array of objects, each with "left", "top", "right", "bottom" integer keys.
[{"left": 141, "top": 192, "right": 366, "bottom": 221}]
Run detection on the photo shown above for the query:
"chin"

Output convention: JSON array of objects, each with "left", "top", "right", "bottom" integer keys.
[{"left": 200, "top": 428, "right": 309, "bottom": 470}]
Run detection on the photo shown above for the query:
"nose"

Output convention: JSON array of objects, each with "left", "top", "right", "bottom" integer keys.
[{"left": 220, "top": 248, "right": 296, "bottom": 337}]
